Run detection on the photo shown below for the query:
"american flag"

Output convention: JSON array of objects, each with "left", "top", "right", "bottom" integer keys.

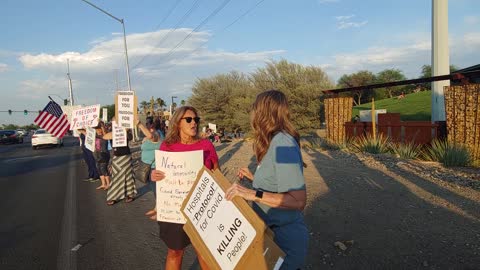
[{"left": 34, "top": 101, "right": 70, "bottom": 138}]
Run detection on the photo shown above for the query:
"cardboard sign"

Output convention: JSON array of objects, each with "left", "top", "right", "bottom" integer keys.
[
  {"left": 155, "top": 150, "right": 204, "bottom": 224},
  {"left": 116, "top": 91, "right": 136, "bottom": 129},
  {"left": 71, "top": 105, "right": 101, "bottom": 130},
  {"left": 85, "top": 127, "right": 96, "bottom": 152},
  {"left": 181, "top": 168, "right": 285, "bottom": 270},
  {"left": 208, "top": 123, "right": 217, "bottom": 133},
  {"left": 183, "top": 169, "right": 257, "bottom": 269},
  {"left": 112, "top": 122, "right": 127, "bottom": 147}
]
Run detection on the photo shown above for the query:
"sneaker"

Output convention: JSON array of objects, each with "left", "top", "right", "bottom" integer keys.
[
  {"left": 89, "top": 178, "right": 100, "bottom": 182},
  {"left": 83, "top": 178, "right": 93, "bottom": 182}
]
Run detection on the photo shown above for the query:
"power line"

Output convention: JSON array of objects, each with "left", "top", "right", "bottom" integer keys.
[
  {"left": 131, "top": 0, "right": 202, "bottom": 70},
  {"left": 136, "top": 0, "right": 266, "bottom": 76},
  {"left": 134, "top": 0, "right": 235, "bottom": 82}
]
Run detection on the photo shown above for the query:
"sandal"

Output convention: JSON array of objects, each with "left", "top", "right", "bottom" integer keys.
[
  {"left": 145, "top": 209, "right": 156, "bottom": 216},
  {"left": 125, "top": 197, "right": 135, "bottom": 203},
  {"left": 107, "top": 200, "right": 116, "bottom": 206}
]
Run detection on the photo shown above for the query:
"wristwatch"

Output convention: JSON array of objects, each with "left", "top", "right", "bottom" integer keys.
[{"left": 255, "top": 190, "right": 264, "bottom": 201}]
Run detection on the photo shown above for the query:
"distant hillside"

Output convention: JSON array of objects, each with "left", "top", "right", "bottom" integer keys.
[{"left": 353, "top": 90, "right": 431, "bottom": 121}]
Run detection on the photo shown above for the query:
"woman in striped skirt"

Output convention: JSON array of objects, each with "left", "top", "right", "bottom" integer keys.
[{"left": 102, "top": 126, "right": 136, "bottom": 205}]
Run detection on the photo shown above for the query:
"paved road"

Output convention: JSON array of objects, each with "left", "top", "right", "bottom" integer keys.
[{"left": 0, "top": 136, "right": 198, "bottom": 270}]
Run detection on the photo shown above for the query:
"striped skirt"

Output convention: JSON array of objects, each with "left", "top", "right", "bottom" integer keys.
[{"left": 107, "top": 155, "right": 137, "bottom": 202}]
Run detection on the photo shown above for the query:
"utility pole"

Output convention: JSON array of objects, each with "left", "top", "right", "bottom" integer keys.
[
  {"left": 431, "top": 0, "right": 450, "bottom": 122},
  {"left": 67, "top": 59, "right": 74, "bottom": 106}
]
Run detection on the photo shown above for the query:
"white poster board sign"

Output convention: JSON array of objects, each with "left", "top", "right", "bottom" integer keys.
[
  {"left": 155, "top": 150, "right": 203, "bottom": 224},
  {"left": 183, "top": 170, "right": 257, "bottom": 270},
  {"left": 85, "top": 127, "right": 96, "bottom": 152},
  {"left": 359, "top": 109, "right": 387, "bottom": 122},
  {"left": 102, "top": 108, "right": 108, "bottom": 122},
  {"left": 117, "top": 91, "right": 135, "bottom": 129},
  {"left": 71, "top": 104, "right": 101, "bottom": 130},
  {"left": 208, "top": 123, "right": 217, "bottom": 133},
  {"left": 112, "top": 123, "right": 127, "bottom": 147}
]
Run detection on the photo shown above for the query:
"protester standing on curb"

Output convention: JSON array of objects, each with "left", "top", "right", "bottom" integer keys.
[
  {"left": 136, "top": 118, "right": 161, "bottom": 220},
  {"left": 151, "top": 106, "right": 219, "bottom": 270},
  {"left": 78, "top": 129, "right": 100, "bottom": 182},
  {"left": 225, "top": 90, "right": 308, "bottom": 270},
  {"left": 101, "top": 123, "right": 137, "bottom": 206}
]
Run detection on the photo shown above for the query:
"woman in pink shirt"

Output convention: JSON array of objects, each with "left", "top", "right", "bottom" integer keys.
[{"left": 151, "top": 106, "right": 219, "bottom": 270}]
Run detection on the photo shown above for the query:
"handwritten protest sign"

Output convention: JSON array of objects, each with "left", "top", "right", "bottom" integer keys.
[
  {"left": 112, "top": 122, "right": 127, "bottom": 147},
  {"left": 116, "top": 91, "right": 135, "bottom": 129},
  {"left": 85, "top": 127, "right": 96, "bottom": 152},
  {"left": 155, "top": 150, "right": 203, "bottom": 224},
  {"left": 181, "top": 168, "right": 285, "bottom": 270},
  {"left": 183, "top": 169, "right": 256, "bottom": 269},
  {"left": 71, "top": 105, "right": 100, "bottom": 130}
]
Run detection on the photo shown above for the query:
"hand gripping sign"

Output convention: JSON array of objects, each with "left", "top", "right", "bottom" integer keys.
[{"left": 181, "top": 167, "right": 285, "bottom": 270}]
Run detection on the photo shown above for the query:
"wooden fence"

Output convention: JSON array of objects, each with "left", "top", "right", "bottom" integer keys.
[{"left": 345, "top": 113, "right": 439, "bottom": 144}]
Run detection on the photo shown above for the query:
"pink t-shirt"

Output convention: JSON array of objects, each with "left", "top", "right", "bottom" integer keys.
[{"left": 159, "top": 139, "right": 219, "bottom": 170}]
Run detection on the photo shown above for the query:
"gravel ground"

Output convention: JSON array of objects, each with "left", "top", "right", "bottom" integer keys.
[
  {"left": 215, "top": 139, "right": 480, "bottom": 269},
  {"left": 132, "top": 138, "right": 480, "bottom": 269}
]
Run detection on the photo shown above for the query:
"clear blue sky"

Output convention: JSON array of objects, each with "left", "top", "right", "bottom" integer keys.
[{"left": 1, "top": 0, "right": 478, "bottom": 125}]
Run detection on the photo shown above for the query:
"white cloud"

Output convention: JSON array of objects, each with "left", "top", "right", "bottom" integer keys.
[
  {"left": 320, "top": 31, "right": 480, "bottom": 81},
  {"left": 16, "top": 28, "right": 285, "bottom": 106},
  {"left": 335, "top": 14, "right": 367, "bottom": 30},
  {"left": 18, "top": 77, "right": 67, "bottom": 99},
  {"left": 0, "top": 63, "right": 7, "bottom": 72}
]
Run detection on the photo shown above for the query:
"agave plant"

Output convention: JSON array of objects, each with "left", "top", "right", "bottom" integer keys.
[
  {"left": 352, "top": 134, "right": 390, "bottom": 154},
  {"left": 392, "top": 141, "right": 422, "bottom": 160},
  {"left": 422, "top": 139, "right": 471, "bottom": 167}
]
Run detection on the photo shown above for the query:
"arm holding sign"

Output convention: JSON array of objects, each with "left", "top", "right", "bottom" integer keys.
[{"left": 225, "top": 184, "right": 306, "bottom": 211}]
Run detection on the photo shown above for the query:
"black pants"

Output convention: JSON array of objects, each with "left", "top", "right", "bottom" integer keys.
[{"left": 82, "top": 148, "right": 99, "bottom": 179}]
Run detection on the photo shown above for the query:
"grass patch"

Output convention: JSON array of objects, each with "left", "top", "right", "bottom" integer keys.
[
  {"left": 422, "top": 139, "right": 472, "bottom": 167},
  {"left": 391, "top": 142, "right": 422, "bottom": 159},
  {"left": 353, "top": 90, "right": 431, "bottom": 121},
  {"left": 351, "top": 134, "right": 390, "bottom": 154}
]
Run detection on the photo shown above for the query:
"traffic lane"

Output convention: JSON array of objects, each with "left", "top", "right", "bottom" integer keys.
[
  {"left": 0, "top": 135, "right": 32, "bottom": 154},
  {"left": 0, "top": 136, "right": 79, "bottom": 270},
  {"left": 0, "top": 136, "right": 81, "bottom": 178}
]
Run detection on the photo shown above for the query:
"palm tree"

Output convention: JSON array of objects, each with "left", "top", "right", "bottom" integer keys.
[
  {"left": 180, "top": 99, "right": 186, "bottom": 106},
  {"left": 156, "top": 97, "right": 166, "bottom": 112},
  {"left": 140, "top": 101, "right": 150, "bottom": 115}
]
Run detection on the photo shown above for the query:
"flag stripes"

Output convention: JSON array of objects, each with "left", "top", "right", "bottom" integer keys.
[{"left": 34, "top": 101, "right": 70, "bottom": 138}]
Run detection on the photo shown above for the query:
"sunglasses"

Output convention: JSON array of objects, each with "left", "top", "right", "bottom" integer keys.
[{"left": 181, "top": 117, "right": 200, "bottom": 124}]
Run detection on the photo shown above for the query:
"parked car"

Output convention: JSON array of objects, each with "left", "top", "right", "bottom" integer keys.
[
  {"left": 31, "top": 129, "right": 63, "bottom": 149},
  {"left": 16, "top": 129, "right": 27, "bottom": 136},
  {"left": 0, "top": 130, "right": 24, "bottom": 144}
]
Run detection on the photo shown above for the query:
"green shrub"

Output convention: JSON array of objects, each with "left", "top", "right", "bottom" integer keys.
[
  {"left": 352, "top": 134, "right": 390, "bottom": 154},
  {"left": 443, "top": 144, "right": 471, "bottom": 167},
  {"left": 422, "top": 139, "right": 471, "bottom": 167},
  {"left": 392, "top": 141, "right": 422, "bottom": 159}
]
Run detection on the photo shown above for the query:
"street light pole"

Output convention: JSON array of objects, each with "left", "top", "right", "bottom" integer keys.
[
  {"left": 81, "top": 0, "right": 132, "bottom": 91},
  {"left": 170, "top": 96, "right": 177, "bottom": 116}
]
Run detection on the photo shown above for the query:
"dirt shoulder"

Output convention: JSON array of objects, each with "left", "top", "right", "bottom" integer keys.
[{"left": 215, "top": 139, "right": 480, "bottom": 269}]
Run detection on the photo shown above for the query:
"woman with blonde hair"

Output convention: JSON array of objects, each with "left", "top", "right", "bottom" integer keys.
[
  {"left": 225, "top": 89, "right": 308, "bottom": 270},
  {"left": 151, "top": 106, "right": 219, "bottom": 270}
]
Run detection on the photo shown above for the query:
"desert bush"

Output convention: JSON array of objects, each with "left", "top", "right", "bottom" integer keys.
[
  {"left": 422, "top": 139, "right": 471, "bottom": 167},
  {"left": 391, "top": 141, "right": 422, "bottom": 159},
  {"left": 351, "top": 134, "right": 390, "bottom": 154}
]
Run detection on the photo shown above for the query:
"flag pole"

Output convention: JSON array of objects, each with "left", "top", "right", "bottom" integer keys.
[{"left": 48, "top": 96, "right": 55, "bottom": 102}]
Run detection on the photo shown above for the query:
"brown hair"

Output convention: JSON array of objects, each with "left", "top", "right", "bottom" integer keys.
[
  {"left": 251, "top": 90, "right": 303, "bottom": 166},
  {"left": 164, "top": 106, "right": 201, "bottom": 145}
]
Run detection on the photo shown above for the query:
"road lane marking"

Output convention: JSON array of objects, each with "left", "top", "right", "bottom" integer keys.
[
  {"left": 57, "top": 148, "right": 78, "bottom": 270},
  {"left": 3, "top": 155, "right": 47, "bottom": 163}
]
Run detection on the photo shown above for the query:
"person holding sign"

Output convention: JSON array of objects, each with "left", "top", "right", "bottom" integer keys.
[
  {"left": 101, "top": 121, "right": 137, "bottom": 205},
  {"left": 151, "top": 106, "right": 219, "bottom": 270},
  {"left": 136, "top": 118, "right": 162, "bottom": 220},
  {"left": 225, "top": 90, "right": 308, "bottom": 270}
]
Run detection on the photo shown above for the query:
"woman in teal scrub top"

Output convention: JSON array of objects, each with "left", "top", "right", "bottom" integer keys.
[{"left": 225, "top": 89, "right": 308, "bottom": 270}]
